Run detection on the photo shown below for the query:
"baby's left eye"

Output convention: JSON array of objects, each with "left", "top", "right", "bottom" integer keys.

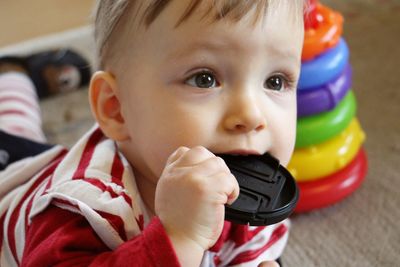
[
  {"left": 185, "top": 71, "right": 219, "bottom": 89},
  {"left": 264, "top": 75, "right": 285, "bottom": 91}
]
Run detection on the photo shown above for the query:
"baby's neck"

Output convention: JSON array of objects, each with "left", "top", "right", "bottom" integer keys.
[{"left": 134, "top": 171, "right": 157, "bottom": 217}]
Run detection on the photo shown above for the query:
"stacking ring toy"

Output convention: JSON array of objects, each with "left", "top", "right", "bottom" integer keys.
[
  {"left": 302, "top": 3, "right": 343, "bottom": 61},
  {"left": 299, "top": 38, "right": 349, "bottom": 90},
  {"left": 297, "top": 64, "right": 352, "bottom": 117},
  {"left": 295, "top": 148, "right": 367, "bottom": 213},
  {"left": 288, "top": 118, "right": 365, "bottom": 181},
  {"left": 296, "top": 90, "right": 356, "bottom": 148}
]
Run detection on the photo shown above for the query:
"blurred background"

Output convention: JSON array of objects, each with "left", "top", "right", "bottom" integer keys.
[
  {"left": 0, "top": 0, "right": 93, "bottom": 47},
  {"left": 0, "top": 0, "right": 399, "bottom": 266}
]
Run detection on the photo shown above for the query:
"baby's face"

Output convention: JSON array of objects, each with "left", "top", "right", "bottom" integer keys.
[{"left": 116, "top": 0, "right": 304, "bottom": 182}]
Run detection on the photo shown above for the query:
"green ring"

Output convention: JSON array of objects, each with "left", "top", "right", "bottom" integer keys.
[{"left": 295, "top": 90, "right": 356, "bottom": 148}]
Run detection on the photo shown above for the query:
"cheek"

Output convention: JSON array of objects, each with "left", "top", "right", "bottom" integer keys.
[
  {"left": 269, "top": 105, "right": 297, "bottom": 166},
  {"left": 280, "top": 119, "right": 296, "bottom": 166},
  {"left": 158, "top": 111, "right": 214, "bottom": 147},
  {"left": 140, "top": 110, "right": 216, "bottom": 175}
]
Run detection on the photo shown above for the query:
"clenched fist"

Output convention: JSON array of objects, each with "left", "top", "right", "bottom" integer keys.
[{"left": 155, "top": 146, "right": 240, "bottom": 265}]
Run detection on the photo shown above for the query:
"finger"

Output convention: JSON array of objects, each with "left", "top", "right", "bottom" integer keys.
[
  {"left": 166, "top": 146, "right": 190, "bottom": 165},
  {"left": 195, "top": 156, "right": 239, "bottom": 204},
  {"left": 226, "top": 173, "right": 240, "bottom": 205},
  {"left": 208, "top": 172, "right": 240, "bottom": 205},
  {"left": 177, "top": 146, "right": 215, "bottom": 167},
  {"left": 258, "top": 261, "right": 280, "bottom": 267},
  {"left": 190, "top": 156, "right": 231, "bottom": 177}
]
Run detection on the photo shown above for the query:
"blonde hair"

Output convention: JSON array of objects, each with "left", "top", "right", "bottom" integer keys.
[{"left": 94, "top": 0, "right": 305, "bottom": 69}]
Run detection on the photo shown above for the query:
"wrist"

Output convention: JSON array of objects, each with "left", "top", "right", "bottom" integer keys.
[{"left": 161, "top": 222, "right": 205, "bottom": 266}]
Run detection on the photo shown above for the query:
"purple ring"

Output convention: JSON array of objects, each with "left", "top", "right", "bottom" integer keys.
[{"left": 297, "top": 63, "right": 352, "bottom": 117}]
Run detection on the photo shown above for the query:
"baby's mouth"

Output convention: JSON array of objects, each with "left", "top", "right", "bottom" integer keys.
[{"left": 220, "top": 149, "right": 262, "bottom": 156}]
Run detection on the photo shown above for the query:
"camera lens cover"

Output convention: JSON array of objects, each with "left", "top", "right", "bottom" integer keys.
[{"left": 218, "top": 153, "right": 299, "bottom": 226}]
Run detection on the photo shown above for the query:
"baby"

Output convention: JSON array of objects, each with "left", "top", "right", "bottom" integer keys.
[{"left": 0, "top": 0, "right": 304, "bottom": 266}]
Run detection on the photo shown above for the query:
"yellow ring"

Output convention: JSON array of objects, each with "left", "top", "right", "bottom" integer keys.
[{"left": 288, "top": 118, "right": 366, "bottom": 181}]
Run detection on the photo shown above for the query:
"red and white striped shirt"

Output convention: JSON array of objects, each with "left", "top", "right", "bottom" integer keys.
[{"left": 0, "top": 126, "right": 289, "bottom": 267}]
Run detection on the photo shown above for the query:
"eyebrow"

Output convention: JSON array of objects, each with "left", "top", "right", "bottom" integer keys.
[
  {"left": 166, "top": 39, "right": 300, "bottom": 66},
  {"left": 267, "top": 45, "right": 301, "bottom": 66},
  {"left": 166, "top": 40, "right": 233, "bottom": 61}
]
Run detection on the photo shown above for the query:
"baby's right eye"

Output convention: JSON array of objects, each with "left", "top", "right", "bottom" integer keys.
[{"left": 185, "top": 71, "right": 219, "bottom": 89}]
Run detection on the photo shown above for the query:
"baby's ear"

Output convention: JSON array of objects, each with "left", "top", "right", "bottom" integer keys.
[{"left": 89, "top": 71, "right": 129, "bottom": 141}]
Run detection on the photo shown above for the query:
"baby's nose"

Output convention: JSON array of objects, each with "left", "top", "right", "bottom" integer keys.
[{"left": 223, "top": 93, "right": 266, "bottom": 133}]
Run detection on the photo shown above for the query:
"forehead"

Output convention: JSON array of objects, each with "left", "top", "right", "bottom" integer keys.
[
  {"left": 147, "top": 1, "right": 303, "bottom": 43},
  {"left": 108, "top": 0, "right": 304, "bottom": 71},
  {"left": 131, "top": 0, "right": 304, "bottom": 41},
  {"left": 138, "top": 0, "right": 304, "bottom": 29},
  {"left": 125, "top": 0, "right": 303, "bottom": 64}
]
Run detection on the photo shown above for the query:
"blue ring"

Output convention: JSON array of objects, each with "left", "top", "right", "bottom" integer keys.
[{"left": 298, "top": 38, "right": 349, "bottom": 90}]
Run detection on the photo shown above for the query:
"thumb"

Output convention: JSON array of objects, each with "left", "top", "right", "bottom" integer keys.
[{"left": 226, "top": 175, "right": 240, "bottom": 205}]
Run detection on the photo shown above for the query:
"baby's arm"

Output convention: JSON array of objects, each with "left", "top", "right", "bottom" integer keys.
[
  {"left": 155, "top": 146, "right": 240, "bottom": 266},
  {"left": 21, "top": 146, "right": 239, "bottom": 267},
  {"left": 22, "top": 205, "right": 180, "bottom": 266}
]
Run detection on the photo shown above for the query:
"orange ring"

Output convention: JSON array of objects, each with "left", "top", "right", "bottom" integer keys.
[{"left": 302, "top": 4, "right": 343, "bottom": 61}]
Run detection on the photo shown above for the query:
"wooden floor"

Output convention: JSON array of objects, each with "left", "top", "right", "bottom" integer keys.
[{"left": 0, "top": 0, "right": 94, "bottom": 47}]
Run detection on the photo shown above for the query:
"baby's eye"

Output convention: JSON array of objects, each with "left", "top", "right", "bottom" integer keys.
[
  {"left": 264, "top": 75, "right": 285, "bottom": 91},
  {"left": 185, "top": 71, "right": 219, "bottom": 89}
]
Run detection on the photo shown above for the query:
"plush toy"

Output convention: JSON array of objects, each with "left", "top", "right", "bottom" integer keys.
[{"left": 0, "top": 49, "right": 91, "bottom": 99}]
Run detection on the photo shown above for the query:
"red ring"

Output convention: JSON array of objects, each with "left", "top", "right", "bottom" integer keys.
[
  {"left": 294, "top": 147, "right": 368, "bottom": 213},
  {"left": 302, "top": 3, "right": 344, "bottom": 61}
]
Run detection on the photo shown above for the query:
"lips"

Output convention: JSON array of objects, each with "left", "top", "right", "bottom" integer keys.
[{"left": 221, "top": 149, "right": 262, "bottom": 156}]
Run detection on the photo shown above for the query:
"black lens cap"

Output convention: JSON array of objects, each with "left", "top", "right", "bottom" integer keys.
[{"left": 217, "top": 153, "right": 299, "bottom": 226}]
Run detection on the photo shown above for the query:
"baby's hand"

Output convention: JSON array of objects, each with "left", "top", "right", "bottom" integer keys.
[
  {"left": 258, "top": 261, "right": 280, "bottom": 267},
  {"left": 155, "top": 146, "right": 239, "bottom": 251}
]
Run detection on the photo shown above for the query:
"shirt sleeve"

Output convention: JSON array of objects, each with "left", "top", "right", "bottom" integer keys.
[{"left": 21, "top": 205, "right": 181, "bottom": 267}]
